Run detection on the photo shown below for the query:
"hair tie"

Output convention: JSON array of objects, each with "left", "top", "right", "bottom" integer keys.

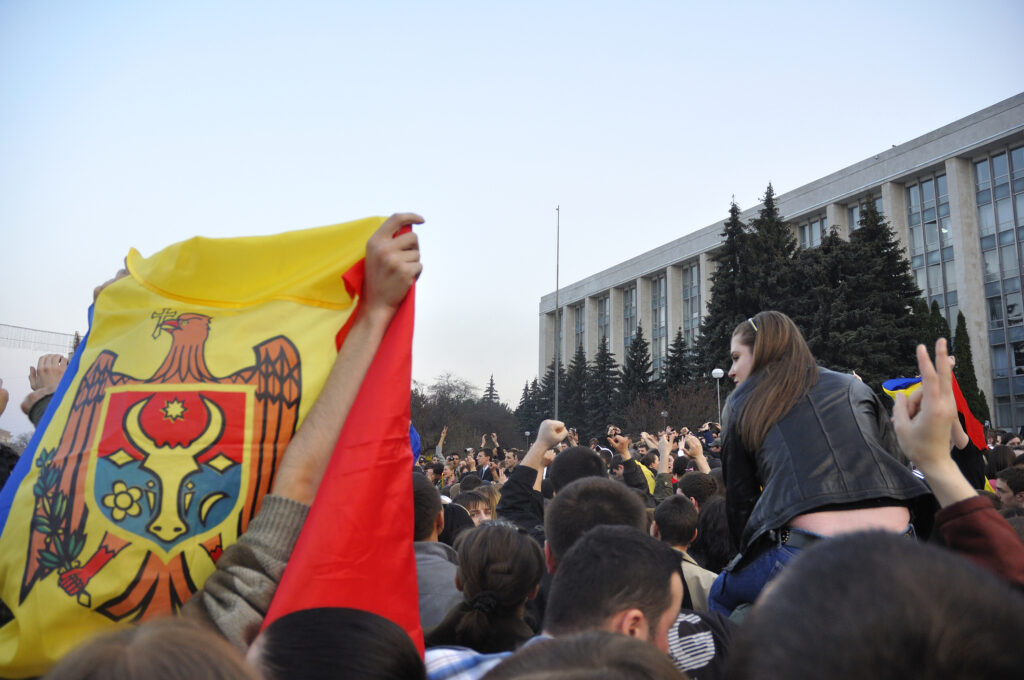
[
  {"left": 748, "top": 317, "right": 758, "bottom": 333},
  {"left": 469, "top": 591, "right": 498, "bottom": 616}
]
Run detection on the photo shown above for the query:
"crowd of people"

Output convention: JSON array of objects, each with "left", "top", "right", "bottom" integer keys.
[{"left": 1, "top": 218, "right": 1024, "bottom": 679}]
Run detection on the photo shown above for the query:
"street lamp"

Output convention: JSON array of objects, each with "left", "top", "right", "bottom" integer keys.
[
  {"left": 711, "top": 368, "right": 725, "bottom": 424},
  {"left": 660, "top": 410, "right": 668, "bottom": 431},
  {"left": 525, "top": 431, "right": 531, "bottom": 449}
]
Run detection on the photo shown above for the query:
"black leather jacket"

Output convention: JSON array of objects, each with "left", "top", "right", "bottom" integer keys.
[{"left": 722, "top": 367, "right": 932, "bottom": 556}]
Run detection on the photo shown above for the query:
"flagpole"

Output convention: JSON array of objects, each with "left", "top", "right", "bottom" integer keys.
[{"left": 554, "top": 205, "right": 560, "bottom": 422}]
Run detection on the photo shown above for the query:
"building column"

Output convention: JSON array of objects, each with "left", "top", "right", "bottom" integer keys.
[
  {"left": 637, "top": 277, "right": 652, "bottom": 341},
  {"left": 609, "top": 287, "right": 624, "bottom": 364},
  {"left": 539, "top": 311, "right": 554, "bottom": 378},
  {"left": 667, "top": 264, "right": 684, "bottom": 340},
  {"left": 585, "top": 296, "right": 599, "bottom": 361},
  {"left": 880, "top": 181, "right": 909, "bottom": 253},
  {"left": 826, "top": 203, "right": 848, "bottom": 240},
  {"left": 946, "top": 156, "right": 994, "bottom": 417},
  {"left": 558, "top": 307, "right": 571, "bottom": 370},
  {"left": 698, "top": 252, "right": 715, "bottom": 321}
]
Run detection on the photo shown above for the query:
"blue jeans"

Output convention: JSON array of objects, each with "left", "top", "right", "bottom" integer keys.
[{"left": 707, "top": 537, "right": 803, "bottom": 617}]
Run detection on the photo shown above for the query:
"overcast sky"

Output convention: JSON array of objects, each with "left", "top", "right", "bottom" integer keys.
[{"left": 2, "top": 0, "right": 1022, "bottom": 436}]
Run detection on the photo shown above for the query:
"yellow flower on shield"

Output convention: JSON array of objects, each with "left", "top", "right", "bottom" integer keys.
[{"left": 101, "top": 481, "right": 143, "bottom": 522}]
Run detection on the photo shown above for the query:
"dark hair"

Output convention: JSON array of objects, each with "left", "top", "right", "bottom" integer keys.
[
  {"left": 544, "top": 477, "right": 647, "bottom": 562},
  {"left": 671, "top": 456, "right": 690, "bottom": 477},
  {"left": 997, "top": 466, "right": 1024, "bottom": 494},
  {"left": 548, "top": 446, "right": 606, "bottom": 492},
  {"left": 257, "top": 607, "right": 425, "bottom": 680},
  {"left": 653, "top": 496, "right": 699, "bottom": 548},
  {"left": 686, "top": 497, "right": 736, "bottom": 572},
  {"left": 678, "top": 471, "right": 719, "bottom": 507},
  {"left": 441, "top": 523, "right": 545, "bottom": 653},
  {"left": 987, "top": 445, "right": 1017, "bottom": 478},
  {"left": 439, "top": 502, "right": 474, "bottom": 546},
  {"left": 481, "top": 631, "right": 682, "bottom": 680},
  {"left": 43, "top": 618, "right": 258, "bottom": 680},
  {"left": 545, "top": 526, "right": 682, "bottom": 637},
  {"left": 609, "top": 454, "right": 625, "bottom": 470},
  {"left": 726, "top": 532, "right": 1024, "bottom": 680},
  {"left": 429, "top": 462, "right": 444, "bottom": 476},
  {"left": 453, "top": 490, "right": 488, "bottom": 511},
  {"left": 641, "top": 452, "right": 659, "bottom": 468},
  {"left": 413, "top": 472, "right": 442, "bottom": 541},
  {"left": 460, "top": 475, "right": 484, "bottom": 492},
  {"left": 477, "top": 448, "right": 493, "bottom": 461},
  {"left": 731, "top": 311, "right": 818, "bottom": 450}
]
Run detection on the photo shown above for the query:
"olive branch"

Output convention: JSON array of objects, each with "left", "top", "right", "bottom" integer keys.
[{"left": 31, "top": 448, "right": 86, "bottom": 573}]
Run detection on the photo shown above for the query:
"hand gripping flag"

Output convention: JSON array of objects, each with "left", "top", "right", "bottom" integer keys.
[
  {"left": 0, "top": 217, "right": 388, "bottom": 677},
  {"left": 262, "top": 226, "right": 423, "bottom": 655}
]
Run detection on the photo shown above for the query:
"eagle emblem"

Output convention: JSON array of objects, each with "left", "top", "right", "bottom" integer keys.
[{"left": 19, "top": 312, "right": 301, "bottom": 621}]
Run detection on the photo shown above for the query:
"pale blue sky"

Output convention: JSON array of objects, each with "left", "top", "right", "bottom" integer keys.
[{"left": 1, "top": 0, "right": 1022, "bottom": 435}]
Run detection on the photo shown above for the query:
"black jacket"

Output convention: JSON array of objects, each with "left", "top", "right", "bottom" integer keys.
[{"left": 722, "top": 367, "right": 933, "bottom": 557}]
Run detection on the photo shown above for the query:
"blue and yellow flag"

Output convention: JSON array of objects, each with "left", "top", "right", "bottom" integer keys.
[{"left": 0, "top": 218, "right": 385, "bottom": 677}]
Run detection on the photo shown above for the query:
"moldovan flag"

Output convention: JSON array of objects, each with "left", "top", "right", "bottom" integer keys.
[
  {"left": 262, "top": 242, "right": 423, "bottom": 654},
  {"left": 0, "top": 217, "right": 388, "bottom": 678},
  {"left": 883, "top": 374, "right": 987, "bottom": 450}
]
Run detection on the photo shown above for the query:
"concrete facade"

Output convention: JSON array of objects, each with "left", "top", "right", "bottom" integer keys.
[{"left": 539, "top": 92, "right": 1024, "bottom": 428}]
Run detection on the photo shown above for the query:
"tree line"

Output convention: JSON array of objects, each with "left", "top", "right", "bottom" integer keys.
[{"left": 516, "top": 184, "right": 991, "bottom": 441}]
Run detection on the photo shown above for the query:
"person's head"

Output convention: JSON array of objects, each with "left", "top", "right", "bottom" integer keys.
[
  {"left": 641, "top": 452, "right": 659, "bottom": 469},
  {"left": 43, "top": 618, "right": 258, "bottom": 680},
  {"left": 252, "top": 607, "right": 425, "bottom": 680},
  {"left": 476, "top": 483, "right": 501, "bottom": 517},
  {"left": 460, "top": 474, "right": 484, "bottom": 492},
  {"left": 480, "top": 631, "right": 683, "bottom": 680},
  {"left": 544, "top": 526, "right": 684, "bottom": 653},
  {"left": 476, "top": 448, "right": 492, "bottom": 467},
  {"left": 727, "top": 532, "right": 1024, "bottom": 680},
  {"left": 439, "top": 501, "right": 475, "bottom": 546},
  {"left": 608, "top": 454, "right": 625, "bottom": 480},
  {"left": 454, "top": 491, "right": 493, "bottom": 525},
  {"left": 671, "top": 456, "right": 690, "bottom": 478},
  {"left": 544, "top": 477, "right": 648, "bottom": 568},
  {"left": 504, "top": 449, "right": 520, "bottom": 468},
  {"left": 729, "top": 311, "right": 818, "bottom": 450},
  {"left": 413, "top": 472, "right": 443, "bottom": 541},
  {"left": 442, "top": 462, "right": 456, "bottom": 482},
  {"left": 446, "top": 522, "right": 545, "bottom": 653},
  {"left": 548, "top": 446, "right": 606, "bottom": 492},
  {"left": 995, "top": 467, "right": 1024, "bottom": 508},
  {"left": 636, "top": 443, "right": 649, "bottom": 455},
  {"left": 426, "top": 462, "right": 444, "bottom": 483},
  {"left": 987, "top": 445, "right": 1017, "bottom": 479},
  {"left": 678, "top": 472, "right": 718, "bottom": 510},
  {"left": 685, "top": 496, "right": 736, "bottom": 573},
  {"left": 652, "top": 496, "right": 699, "bottom": 549},
  {"left": 1006, "top": 435, "right": 1022, "bottom": 448}
]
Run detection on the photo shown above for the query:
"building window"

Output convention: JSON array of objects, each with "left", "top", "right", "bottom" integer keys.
[
  {"left": 651, "top": 274, "right": 667, "bottom": 378},
  {"left": 596, "top": 294, "right": 609, "bottom": 344},
  {"left": 848, "top": 195, "right": 883, "bottom": 231},
  {"left": 798, "top": 216, "right": 827, "bottom": 249},
  {"left": 623, "top": 284, "right": 637, "bottom": 349},
  {"left": 682, "top": 262, "right": 700, "bottom": 346},
  {"left": 573, "top": 303, "right": 585, "bottom": 351},
  {"left": 978, "top": 145, "right": 1024, "bottom": 425},
  {"left": 907, "top": 173, "right": 955, "bottom": 326}
]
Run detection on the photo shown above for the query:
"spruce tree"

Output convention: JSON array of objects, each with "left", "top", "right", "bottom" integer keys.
[
  {"left": 482, "top": 374, "right": 499, "bottom": 404},
  {"left": 698, "top": 201, "right": 751, "bottom": 375},
  {"left": 745, "top": 183, "right": 798, "bottom": 315},
  {"left": 587, "top": 336, "right": 620, "bottom": 434},
  {"left": 528, "top": 379, "right": 542, "bottom": 429},
  {"left": 952, "top": 310, "right": 991, "bottom": 424},
  {"left": 796, "top": 230, "right": 855, "bottom": 368},
  {"left": 538, "top": 359, "right": 565, "bottom": 420},
  {"left": 833, "top": 199, "right": 925, "bottom": 390},
  {"left": 930, "top": 301, "right": 952, "bottom": 344},
  {"left": 663, "top": 327, "right": 699, "bottom": 388},
  {"left": 620, "top": 322, "right": 653, "bottom": 409},
  {"left": 562, "top": 343, "right": 590, "bottom": 433},
  {"left": 515, "top": 381, "right": 533, "bottom": 431}
]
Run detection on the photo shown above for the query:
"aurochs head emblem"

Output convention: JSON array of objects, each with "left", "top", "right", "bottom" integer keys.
[{"left": 92, "top": 388, "right": 249, "bottom": 554}]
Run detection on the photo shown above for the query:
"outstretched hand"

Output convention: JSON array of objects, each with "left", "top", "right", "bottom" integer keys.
[
  {"left": 892, "top": 339, "right": 975, "bottom": 507},
  {"left": 0, "top": 378, "right": 8, "bottom": 417}
]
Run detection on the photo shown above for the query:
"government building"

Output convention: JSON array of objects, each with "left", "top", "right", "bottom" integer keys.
[{"left": 539, "top": 92, "right": 1024, "bottom": 428}]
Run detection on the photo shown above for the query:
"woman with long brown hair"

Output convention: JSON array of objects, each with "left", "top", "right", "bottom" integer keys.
[{"left": 708, "top": 311, "right": 932, "bottom": 616}]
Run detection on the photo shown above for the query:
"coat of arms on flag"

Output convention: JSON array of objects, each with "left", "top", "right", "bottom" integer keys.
[{"left": 0, "top": 217, "right": 385, "bottom": 677}]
